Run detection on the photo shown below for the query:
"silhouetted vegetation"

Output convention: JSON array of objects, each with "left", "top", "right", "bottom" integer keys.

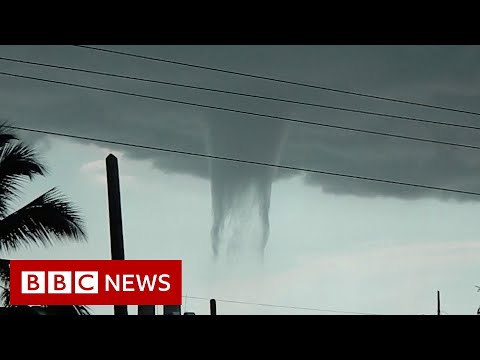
[{"left": 0, "top": 124, "right": 89, "bottom": 315}]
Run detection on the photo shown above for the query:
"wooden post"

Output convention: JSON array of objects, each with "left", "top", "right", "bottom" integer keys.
[
  {"left": 210, "top": 299, "right": 217, "bottom": 315},
  {"left": 437, "top": 290, "right": 440, "bottom": 315},
  {"left": 138, "top": 305, "right": 156, "bottom": 315},
  {"left": 106, "top": 154, "right": 128, "bottom": 316},
  {"left": 164, "top": 305, "right": 181, "bottom": 315}
]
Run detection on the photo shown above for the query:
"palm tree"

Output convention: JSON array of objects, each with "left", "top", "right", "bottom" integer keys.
[{"left": 0, "top": 123, "right": 89, "bottom": 315}]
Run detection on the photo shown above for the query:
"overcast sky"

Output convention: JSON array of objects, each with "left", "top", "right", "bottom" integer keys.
[{"left": 1, "top": 45, "right": 480, "bottom": 314}]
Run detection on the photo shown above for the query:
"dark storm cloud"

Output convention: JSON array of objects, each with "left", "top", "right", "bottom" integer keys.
[{"left": 1, "top": 45, "right": 480, "bottom": 201}]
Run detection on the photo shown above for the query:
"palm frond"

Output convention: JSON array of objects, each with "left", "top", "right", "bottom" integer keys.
[
  {"left": 74, "top": 305, "right": 92, "bottom": 315},
  {"left": 0, "top": 285, "right": 9, "bottom": 307},
  {"left": 0, "top": 258, "right": 10, "bottom": 307},
  {"left": 2, "top": 305, "right": 86, "bottom": 315},
  {"left": 0, "top": 122, "right": 18, "bottom": 146},
  {"left": 0, "top": 133, "right": 17, "bottom": 148},
  {"left": 0, "top": 188, "right": 86, "bottom": 252},
  {"left": 1, "top": 306, "right": 39, "bottom": 315},
  {"left": 38, "top": 305, "right": 92, "bottom": 315},
  {"left": 0, "top": 258, "right": 9, "bottom": 283},
  {"left": 0, "top": 142, "right": 48, "bottom": 216}
]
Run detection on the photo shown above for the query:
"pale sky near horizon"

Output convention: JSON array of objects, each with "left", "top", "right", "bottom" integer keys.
[{"left": 1, "top": 45, "right": 480, "bottom": 315}]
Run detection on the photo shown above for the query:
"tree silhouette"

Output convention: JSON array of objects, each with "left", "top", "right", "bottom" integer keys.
[{"left": 0, "top": 124, "right": 89, "bottom": 315}]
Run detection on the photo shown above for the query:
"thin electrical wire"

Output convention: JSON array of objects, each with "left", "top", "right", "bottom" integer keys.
[
  {"left": 0, "top": 55, "right": 479, "bottom": 132},
  {"left": 3, "top": 123, "right": 480, "bottom": 198},
  {"left": 183, "top": 295, "right": 379, "bottom": 315},
  {"left": 1, "top": 71, "right": 480, "bottom": 153},
  {"left": 72, "top": 45, "right": 480, "bottom": 118}
]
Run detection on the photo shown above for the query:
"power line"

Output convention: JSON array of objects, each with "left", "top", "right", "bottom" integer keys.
[
  {"left": 1, "top": 55, "right": 479, "bottom": 132},
  {"left": 182, "top": 295, "right": 379, "bottom": 315},
  {"left": 73, "top": 45, "right": 480, "bottom": 118},
  {"left": 2, "top": 71, "right": 480, "bottom": 153},
  {"left": 4, "top": 123, "right": 480, "bottom": 198}
]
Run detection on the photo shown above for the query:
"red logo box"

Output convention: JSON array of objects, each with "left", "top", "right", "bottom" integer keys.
[{"left": 9, "top": 260, "right": 182, "bottom": 306}]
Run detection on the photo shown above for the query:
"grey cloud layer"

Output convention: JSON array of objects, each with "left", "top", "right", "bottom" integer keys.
[{"left": 1, "top": 45, "right": 480, "bottom": 200}]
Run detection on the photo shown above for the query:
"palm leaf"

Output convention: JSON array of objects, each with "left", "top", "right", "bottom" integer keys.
[
  {"left": 0, "top": 142, "right": 48, "bottom": 216},
  {"left": 0, "top": 285, "right": 9, "bottom": 307},
  {"left": 0, "top": 122, "right": 18, "bottom": 145},
  {"left": 0, "top": 133, "right": 17, "bottom": 148},
  {"left": 1, "top": 305, "right": 91, "bottom": 315},
  {"left": 0, "top": 258, "right": 8, "bottom": 283},
  {"left": 0, "top": 188, "right": 86, "bottom": 252},
  {"left": 0, "top": 259, "right": 10, "bottom": 307},
  {"left": 37, "top": 305, "right": 92, "bottom": 315}
]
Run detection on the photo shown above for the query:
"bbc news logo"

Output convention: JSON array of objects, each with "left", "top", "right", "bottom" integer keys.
[
  {"left": 9, "top": 260, "right": 181, "bottom": 305},
  {"left": 22, "top": 271, "right": 99, "bottom": 294},
  {"left": 21, "top": 272, "right": 171, "bottom": 294}
]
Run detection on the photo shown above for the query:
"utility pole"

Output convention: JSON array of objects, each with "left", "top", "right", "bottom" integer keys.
[
  {"left": 106, "top": 154, "right": 128, "bottom": 316},
  {"left": 437, "top": 290, "right": 441, "bottom": 315},
  {"left": 210, "top": 299, "right": 217, "bottom": 315},
  {"left": 476, "top": 286, "right": 480, "bottom": 314},
  {"left": 138, "top": 305, "right": 156, "bottom": 315},
  {"left": 164, "top": 305, "right": 181, "bottom": 315}
]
